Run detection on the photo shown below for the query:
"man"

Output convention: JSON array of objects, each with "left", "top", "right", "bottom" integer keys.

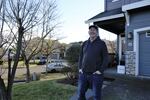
[{"left": 77, "top": 25, "right": 109, "bottom": 100}]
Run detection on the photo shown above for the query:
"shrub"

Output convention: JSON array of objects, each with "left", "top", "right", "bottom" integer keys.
[
  {"left": 65, "top": 43, "right": 81, "bottom": 64},
  {"left": 0, "top": 60, "right": 3, "bottom": 65},
  {"left": 61, "top": 67, "right": 73, "bottom": 80}
]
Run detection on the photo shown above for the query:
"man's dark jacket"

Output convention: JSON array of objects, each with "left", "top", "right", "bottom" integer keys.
[{"left": 78, "top": 36, "right": 109, "bottom": 74}]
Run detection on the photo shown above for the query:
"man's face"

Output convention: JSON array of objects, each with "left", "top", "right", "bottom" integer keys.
[{"left": 88, "top": 27, "right": 98, "bottom": 38}]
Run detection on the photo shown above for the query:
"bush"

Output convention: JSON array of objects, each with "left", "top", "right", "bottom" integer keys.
[
  {"left": 63, "top": 43, "right": 82, "bottom": 81},
  {"left": 65, "top": 43, "right": 81, "bottom": 64},
  {"left": 61, "top": 67, "right": 73, "bottom": 79},
  {"left": 0, "top": 60, "right": 3, "bottom": 65},
  {"left": 61, "top": 63, "right": 78, "bottom": 81}
]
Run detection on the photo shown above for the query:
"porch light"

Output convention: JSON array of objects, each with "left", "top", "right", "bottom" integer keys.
[{"left": 128, "top": 32, "right": 133, "bottom": 39}]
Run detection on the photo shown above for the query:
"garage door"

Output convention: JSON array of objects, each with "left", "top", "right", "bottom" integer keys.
[{"left": 139, "top": 31, "right": 150, "bottom": 76}]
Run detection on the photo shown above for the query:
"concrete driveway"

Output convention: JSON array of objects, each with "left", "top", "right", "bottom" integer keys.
[
  {"left": 70, "top": 78, "right": 150, "bottom": 100},
  {"left": 102, "top": 79, "right": 150, "bottom": 100}
]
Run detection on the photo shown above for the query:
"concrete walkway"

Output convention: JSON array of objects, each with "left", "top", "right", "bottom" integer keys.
[
  {"left": 70, "top": 89, "right": 93, "bottom": 100},
  {"left": 70, "top": 78, "right": 150, "bottom": 100},
  {"left": 70, "top": 81, "right": 111, "bottom": 100}
]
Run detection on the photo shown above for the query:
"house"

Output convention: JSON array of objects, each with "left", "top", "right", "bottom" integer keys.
[
  {"left": 85, "top": 0, "right": 150, "bottom": 77},
  {"left": 50, "top": 49, "right": 62, "bottom": 60}
]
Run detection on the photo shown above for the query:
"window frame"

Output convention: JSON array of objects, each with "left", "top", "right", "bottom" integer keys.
[
  {"left": 146, "top": 31, "right": 150, "bottom": 37},
  {"left": 112, "top": 0, "right": 120, "bottom": 2}
]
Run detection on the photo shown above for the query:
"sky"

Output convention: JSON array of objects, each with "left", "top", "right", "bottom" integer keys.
[{"left": 57, "top": 0, "right": 117, "bottom": 44}]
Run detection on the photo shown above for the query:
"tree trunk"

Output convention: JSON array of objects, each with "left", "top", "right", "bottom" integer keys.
[
  {"left": 6, "top": 49, "right": 12, "bottom": 100},
  {"left": 25, "top": 60, "right": 31, "bottom": 83},
  {"left": 6, "top": 25, "right": 24, "bottom": 100},
  {"left": 45, "top": 57, "right": 49, "bottom": 74},
  {"left": 0, "top": 77, "right": 7, "bottom": 100}
]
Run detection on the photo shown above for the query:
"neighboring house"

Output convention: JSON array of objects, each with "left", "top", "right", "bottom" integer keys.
[
  {"left": 50, "top": 49, "right": 61, "bottom": 60},
  {"left": 49, "top": 48, "right": 66, "bottom": 61},
  {"left": 85, "top": 0, "right": 150, "bottom": 77}
]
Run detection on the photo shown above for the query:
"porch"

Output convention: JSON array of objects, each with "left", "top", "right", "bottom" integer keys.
[
  {"left": 86, "top": 8, "right": 126, "bottom": 70},
  {"left": 104, "top": 67, "right": 150, "bottom": 81}
]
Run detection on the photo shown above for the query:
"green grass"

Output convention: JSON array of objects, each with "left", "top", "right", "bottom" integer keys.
[
  {"left": 12, "top": 73, "right": 76, "bottom": 100},
  {"left": 13, "top": 80, "right": 76, "bottom": 100}
]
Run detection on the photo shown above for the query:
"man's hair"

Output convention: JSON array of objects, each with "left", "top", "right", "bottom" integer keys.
[{"left": 89, "top": 25, "right": 98, "bottom": 31}]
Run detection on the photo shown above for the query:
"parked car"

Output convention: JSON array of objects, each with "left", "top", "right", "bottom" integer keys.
[
  {"left": 38, "top": 56, "right": 46, "bottom": 65},
  {"left": 46, "top": 62, "right": 68, "bottom": 72}
]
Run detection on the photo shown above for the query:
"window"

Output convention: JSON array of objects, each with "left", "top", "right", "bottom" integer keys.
[
  {"left": 112, "top": 0, "right": 120, "bottom": 2},
  {"left": 146, "top": 31, "right": 150, "bottom": 37}
]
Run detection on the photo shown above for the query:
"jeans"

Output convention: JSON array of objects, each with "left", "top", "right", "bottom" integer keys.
[{"left": 77, "top": 73, "right": 103, "bottom": 100}]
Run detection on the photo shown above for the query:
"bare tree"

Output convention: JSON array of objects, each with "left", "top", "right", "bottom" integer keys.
[
  {"left": 108, "top": 40, "right": 116, "bottom": 53},
  {"left": 20, "top": 0, "right": 59, "bottom": 82},
  {"left": 0, "top": 0, "right": 4, "bottom": 49},
  {"left": 107, "top": 40, "right": 116, "bottom": 67},
  {"left": 0, "top": 0, "right": 59, "bottom": 100},
  {"left": 41, "top": 39, "right": 63, "bottom": 73},
  {"left": 0, "top": 1, "right": 9, "bottom": 99}
]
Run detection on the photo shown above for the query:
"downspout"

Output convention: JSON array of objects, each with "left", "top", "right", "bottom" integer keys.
[
  {"left": 119, "top": 35, "right": 122, "bottom": 65},
  {"left": 123, "top": 10, "right": 130, "bottom": 74},
  {"left": 124, "top": 11, "right": 130, "bottom": 26},
  {"left": 116, "top": 34, "right": 119, "bottom": 65}
]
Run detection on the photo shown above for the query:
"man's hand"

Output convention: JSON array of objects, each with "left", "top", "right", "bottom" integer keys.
[
  {"left": 93, "top": 71, "right": 101, "bottom": 74},
  {"left": 79, "top": 69, "right": 83, "bottom": 74}
]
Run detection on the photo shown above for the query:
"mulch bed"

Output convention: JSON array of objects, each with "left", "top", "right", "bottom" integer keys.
[{"left": 57, "top": 78, "right": 78, "bottom": 86}]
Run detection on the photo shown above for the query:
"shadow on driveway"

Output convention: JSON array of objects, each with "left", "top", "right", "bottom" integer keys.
[{"left": 102, "top": 79, "right": 150, "bottom": 100}]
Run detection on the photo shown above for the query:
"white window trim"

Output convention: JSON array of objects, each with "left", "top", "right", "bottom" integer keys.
[
  {"left": 134, "top": 26, "right": 150, "bottom": 76},
  {"left": 85, "top": 14, "right": 124, "bottom": 24},
  {"left": 122, "top": 0, "right": 150, "bottom": 12},
  {"left": 112, "top": 0, "right": 120, "bottom": 3},
  {"left": 146, "top": 32, "right": 150, "bottom": 37}
]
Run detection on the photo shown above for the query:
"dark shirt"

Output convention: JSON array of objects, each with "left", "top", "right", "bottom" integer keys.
[{"left": 78, "top": 36, "right": 109, "bottom": 74}]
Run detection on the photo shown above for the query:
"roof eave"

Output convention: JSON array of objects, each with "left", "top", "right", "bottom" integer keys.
[
  {"left": 85, "top": 13, "right": 124, "bottom": 24},
  {"left": 122, "top": 0, "right": 150, "bottom": 12}
]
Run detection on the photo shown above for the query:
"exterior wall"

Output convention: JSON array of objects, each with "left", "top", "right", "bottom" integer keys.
[
  {"left": 125, "top": 51, "right": 136, "bottom": 75},
  {"left": 105, "top": 0, "right": 143, "bottom": 11},
  {"left": 125, "top": 9, "right": 150, "bottom": 75},
  {"left": 50, "top": 53, "right": 60, "bottom": 59},
  {"left": 124, "top": 0, "right": 143, "bottom": 4},
  {"left": 126, "top": 9, "right": 150, "bottom": 51},
  {"left": 105, "top": 0, "right": 123, "bottom": 11}
]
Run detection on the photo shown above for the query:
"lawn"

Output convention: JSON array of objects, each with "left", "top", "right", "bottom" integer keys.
[
  {"left": 2, "top": 60, "right": 40, "bottom": 68},
  {"left": 13, "top": 79, "right": 76, "bottom": 100}
]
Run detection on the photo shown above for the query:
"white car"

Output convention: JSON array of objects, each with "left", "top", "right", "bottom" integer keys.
[{"left": 46, "top": 62, "right": 68, "bottom": 72}]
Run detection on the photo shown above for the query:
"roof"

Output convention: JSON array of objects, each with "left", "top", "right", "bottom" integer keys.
[{"left": 85, "top": 8, "right": 124, "bottom": 24}]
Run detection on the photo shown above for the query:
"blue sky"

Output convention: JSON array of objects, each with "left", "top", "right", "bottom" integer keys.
[{"left": 57, "top": 0, "right": 117, "bottom": 44}]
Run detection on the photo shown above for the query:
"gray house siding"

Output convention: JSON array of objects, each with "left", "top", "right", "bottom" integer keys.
[
  {"left": 106, "top": 0, "right": 123, "bottom": 11},
  {"left": 124, "top": 0, "right": 143, "bottom": 4},
  {"left": 126, "top": 9, "right": 150, "bottom": 51},
  {"left": 125, "top": 9, "right": 150, "bottom": 76},
  {"left": 105, "top": 0, "right": 143, "bottom": 11}
]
